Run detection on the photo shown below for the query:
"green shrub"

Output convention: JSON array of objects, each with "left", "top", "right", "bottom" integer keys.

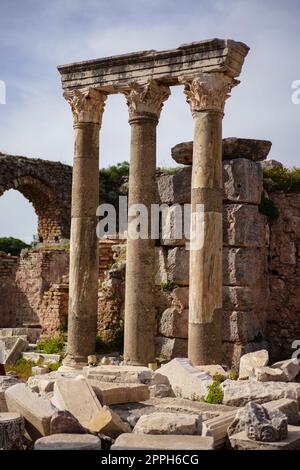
[
  {"left": 201, "top": 373, "right": 224, "bottom": 404},
  {"left": 161, "top": 280, "right": 176, "bottom": 293},
  {"left": 228, "top": 369, "right": 238, "bottom": 381},
  {"left": 0, "top": 237, "right": 30, "bottom": 256},
  {"left": 101, "top": 162, "right": 130, "bottom": 183},
  {"left": 263, "top": 166, "right": 300, "bottom": 192},
  {"left": 259, "top": 193, "right": 279, "bottom": 221},
  {"left": 5, "top": 358, "right": 35, "bottom": 381},
  {"left": 37, "top": 335, "right": 66, "bottom": 355},
  {"left": 47, "top": 362, "right": 61, "bottom": 372}
]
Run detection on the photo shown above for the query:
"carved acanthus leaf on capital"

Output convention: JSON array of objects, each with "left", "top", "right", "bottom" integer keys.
[
  {"left": 64, "top": 88, "right": 107, "bottom": 125},
  {"left": 124, "top": 80, "right": 170, "bottom": 120},
  {"left": 180, "top": 73, "right": 239, "bottom": 113}
]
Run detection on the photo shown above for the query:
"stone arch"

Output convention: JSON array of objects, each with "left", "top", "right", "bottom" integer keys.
[{"left": 0, "top": 153, "right": 72, "bottom": 243}]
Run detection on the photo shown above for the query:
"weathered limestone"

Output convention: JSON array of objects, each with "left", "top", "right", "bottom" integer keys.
[
  {"left": 196, "top": 364, "right": 228, "bottom": 380},
  {"left": 229, "top": 426, "right": 300, "bottom": 450},
  {"left": 239, "top": 349, "right": 269, "bottom": 380},
  {"left": 224, "top": 204, "right": 266, "bottom": 248},
  {"left": 22, "top": 352, "right": 61, "bottom": 364},
  {"left": 221, "top": 379, "right": 300, "bottom": 407},
  {"left": 157, "top": 358, "right": 212, "bottom": 400},
  {"left": 89, "top": 405, "right": 131, "bottom": 437},
  {"left": 34, "top": 434, "right": 102, "bottom": 450},
  {"left": 0, "top": 412, "right": 24, "bottom": 450},
  {"left": 171, "top": 138, "right": 272, "bottom": 165},
  {"left": 5, "top": 337, "right": 28, "bottom": 365},
  {"left": 63, "top": 88, "right": 107, "bottom": 366},
  {"left": 32, "top": 366, "right": 50, "bottom": 376},
  {"left": 123, "top": 81, "right": 170, "bottom": 366},
  {"left": 201, "top": 410, "right": 237, "bottom": 449},
  {"left": 0, "top": 376, "right": 19, "bottom": 412},
  {"left": 159, "top": 307, "right": 188, "bottom": 338},
  {"left": 5, "top": 383, "right": 55, "bottom": 439},
  {"left": 272, "top": 359, "right": 300, "bottom": 382},
  {"left": 133, "top": 411, "right": 202, "bottom": 435},
  {"left": 223, "top": 158, "right": 262, "bottom": 204},
  {"left": 88, "top": 381, "right": 150, "bottom": 405},
  {"left": 255, "top": 366, "right": 288, "bottom": 382},
  {"left": 181, "top": 72, "right": 238, "bottom": 365},
  {"left": 111, "top": 433, "right": 214, "bottom": 450},
  {"left": 264, "top": 399, "right": 299, "bottom": 426},
  {"left": 228, "top": 402, "right": 288, "bottom": 442},
  {"left": 52, "top": 377, "right": 102, "bottom": 430},
  {"left": 83, "top": 365, "right": 153, "bottom": 384}
]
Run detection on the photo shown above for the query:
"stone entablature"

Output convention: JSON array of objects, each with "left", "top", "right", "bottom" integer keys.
[{"left": 58, "top": 39, "right": 248, "bottom": 92}]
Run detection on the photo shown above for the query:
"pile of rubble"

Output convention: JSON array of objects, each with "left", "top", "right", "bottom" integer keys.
[{"left": 1, "top": 349, "right": 300, "bottom": 450}]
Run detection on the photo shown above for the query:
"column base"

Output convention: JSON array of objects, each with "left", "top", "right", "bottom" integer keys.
[
  {"left": 62, "top": 354, "right": 88, "bottom": 369},
  {"left": 188, "top": 314, "right": 222, "bottom": 366},
  {"left": 123, "top": 359, "right": 149, "bottom": 367}
]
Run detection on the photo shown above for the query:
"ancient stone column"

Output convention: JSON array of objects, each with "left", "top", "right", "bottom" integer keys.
[
  {"left": 63, "top": 88, "right": 107, "bottom": 366},
  {"left": 181, "top": 73, "right": 237, "bottom": 365},
  {"left": 123, "top": 81, "right": 170, "bottom": 366}
]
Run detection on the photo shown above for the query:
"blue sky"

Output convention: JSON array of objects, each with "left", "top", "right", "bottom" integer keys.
[{"left": 0, "top": 0, "right": 299, "bottom": 242}]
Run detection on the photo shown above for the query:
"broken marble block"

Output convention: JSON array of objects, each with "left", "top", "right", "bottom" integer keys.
[
  {"left": 52, "top": 376, "right": 102, "bottom": 430},
  {"left": 34, "top": 434, "right": 102, "bottom": 450},
  {"left": 112, "top": 433, "right": 214, "bottom": 450},
  {"left": 133, "top": 412, "right": 202, "bottom": 435},
  {"left": 83, "top": 365, "right": 153, "bottom": 384},
  {"left": 254, "top": 366, "right": 288, "bottom": 382},
  {"left": 89, "top": 405, "right": 131, "bottom": 438},
  {"left": 5, "top": 383, "right": 55, "bottom": 439},
  {"left": 239, "top": 349, "right": 269, "bottom": 379},
  {"left": 229, "top": 426, "right": 300, "bottom": 450},
  {"left": 5, "top": 337, "right": 28, "bottom": 366},
  {"left": 88, "top": 380, "right": 150, "bottom": 405},
  {"left": 228, "top": 402, "right": 288, "bottom": 442},
  {"left": 264, "top": 398, "right": 300, "bottom": 426},
  {"left": 50, "top": 410, "right": 87, "bottom": 434},
  {"left": 272, "top": 359, "right": 300, "bottom": 382},
  {"left": 157, "top": 358, "right": 212, "bottom": 400},
  {"left": 0, "top": 376, "right": 19, "bottom": 412}
]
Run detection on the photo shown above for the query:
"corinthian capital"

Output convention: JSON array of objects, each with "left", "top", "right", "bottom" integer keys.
[
  {"left": 124, "top": 80, "right": 170, "bottom": 120},
  {"left": 64, "top": 88, "right": 107, "bottom": 125},
  {"left": 180, "top": 73, "right": 239, "bottom": 114}
]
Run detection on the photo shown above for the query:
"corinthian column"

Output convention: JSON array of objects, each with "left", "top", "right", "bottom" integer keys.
[
  {"left": 181, "top": 73, "right": 238, "bottom": 365},
  {"left": 123, "top": 80, "right": 170, "bottom": 366},
  {"left": 63, "top": 88, "right": 107, "bottom": 366}
]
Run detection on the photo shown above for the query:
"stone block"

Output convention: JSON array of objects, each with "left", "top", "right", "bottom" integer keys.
[
  {"left": 160, "top": 205, "right": 186, "bottom": 246},
  {"left": 5, "top": 383, "right": 55, "bottom": 439},
  {"left": 32, "top": 366, "right": 50, "bottom": 376},
  {"left": 83, "top": 365, "right": 153, "bottom": 384},
  {"left": 0, "top": 376, "right": 19, "bottom": 412},
  {"left": 89, "top": 405, "right": 131, "bottom": 438},
  {"left": 255, "top": 366, "right": 288, "bottom": 382},
  {"left": 223, "top": 247, "right": 267, "bottom": 287},
  {"left": 222, "top": 310, "right": 266, "bottom": 343},
  {"left": 0, "top": 335, "right": 27, "bottom": 351},
  {"left": 111, "top": 433, "right": 214, "bottom": 450},
  {"left": 166, "top": 247, "right": 189, "bottom": 286},
  {"left": 22, "top": 352, "right": 61, "bottom": 365},
  {"left": 52, "top": 377, "right": 102, "bottom": 430},
  {"left": 149, "top": 384, "right": 172, "bottom": 398},
  {"left": 157, "top": 358, "right": 212, "bottom": 400},
  {"left": 34, "top": 434, "right": 102, "bottom": 450},
  {"left": 155, "top": 337, "right": 187, "bottom": 360},
  {"left": 201, "top": 410, "right": 237, "bottom": 449},
  {"left": 223, "top": 158, "right": 263, "bottom": 204},
  {"left": 157, "top": 167, "right": 192, "bottom": 205},
  {"left": 229, "top": 426, "right": 300, "bottom": 450},
  {"left": 221, "top": 379, "right": 300, "bottom": 407},
  {"left": 5, "top": 337, "right": 28, "bottom": 366},
  {"left": 264, "top": 399, "right": 299, "bottom": 426},
  {"left": 223, "top": 286, "right": 257, "bottom": 310},
  {"left": 50, "top": 410, "right": 87, "bottom": 434},
  {"left": 272, "top": 359, "right": 300, "bottom": 382},
  {"left": 223, "top": 204, "right": 266, "bottom": 248},
  {"left": 196, "top": 365, "right": 228, "bottom": 380},
  {"left": 170, "top": 287, "right": 189, "bottom": 309},
  {"left": 159, "top": 307, "right": 188, "bottom": 339},
  {"left": 223, "top": 341, "right": 269, "bottom": 372},
  {"left": 133, "top": 411, "right": 202, "bottom": 435},
  {"left": 88, "top": 381, "right": 150, "bottom": 405},
  {"left": 239, "top": 349, "right": 269, "bottom": 379}
]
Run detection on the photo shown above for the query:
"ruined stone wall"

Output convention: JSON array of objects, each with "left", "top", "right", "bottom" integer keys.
[
  {"left": 15, "top": 250, "right": 69, "bottom": 327},
  {"left": 0, "top": 252, "right": 20, "bottom": 327},
  {"left": 266, "top": 192, "right": 300, "bottom": 361}
]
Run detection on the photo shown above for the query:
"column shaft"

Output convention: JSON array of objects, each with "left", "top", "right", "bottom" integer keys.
[{"left": 124, "top": 117, "right": 157, "bottom": 365}]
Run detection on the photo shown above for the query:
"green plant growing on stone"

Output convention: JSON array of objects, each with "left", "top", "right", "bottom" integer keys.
[
  {"left": 201, "top": 373, "right": 224, "bottom": 404},
  {"left": 37, "top": 335, "right": 66, "bottom": 355},
  {"left": 161, "top": 280, "right": 176, "bottom": 293},
  {"left": 47, "top": 362, "right": 61, "bottom": 372},
  {"left": 228, "top": 369, "right": 238, "bottom": 381},
  {"left": 263, "top": 166, "right": 300, "bottom": 192},
  {"left": 5, "top": 358, "right": 35, "bottom": 381},
  {"left": 259, "top": 193, "right": 279, "bottom": 221}
]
